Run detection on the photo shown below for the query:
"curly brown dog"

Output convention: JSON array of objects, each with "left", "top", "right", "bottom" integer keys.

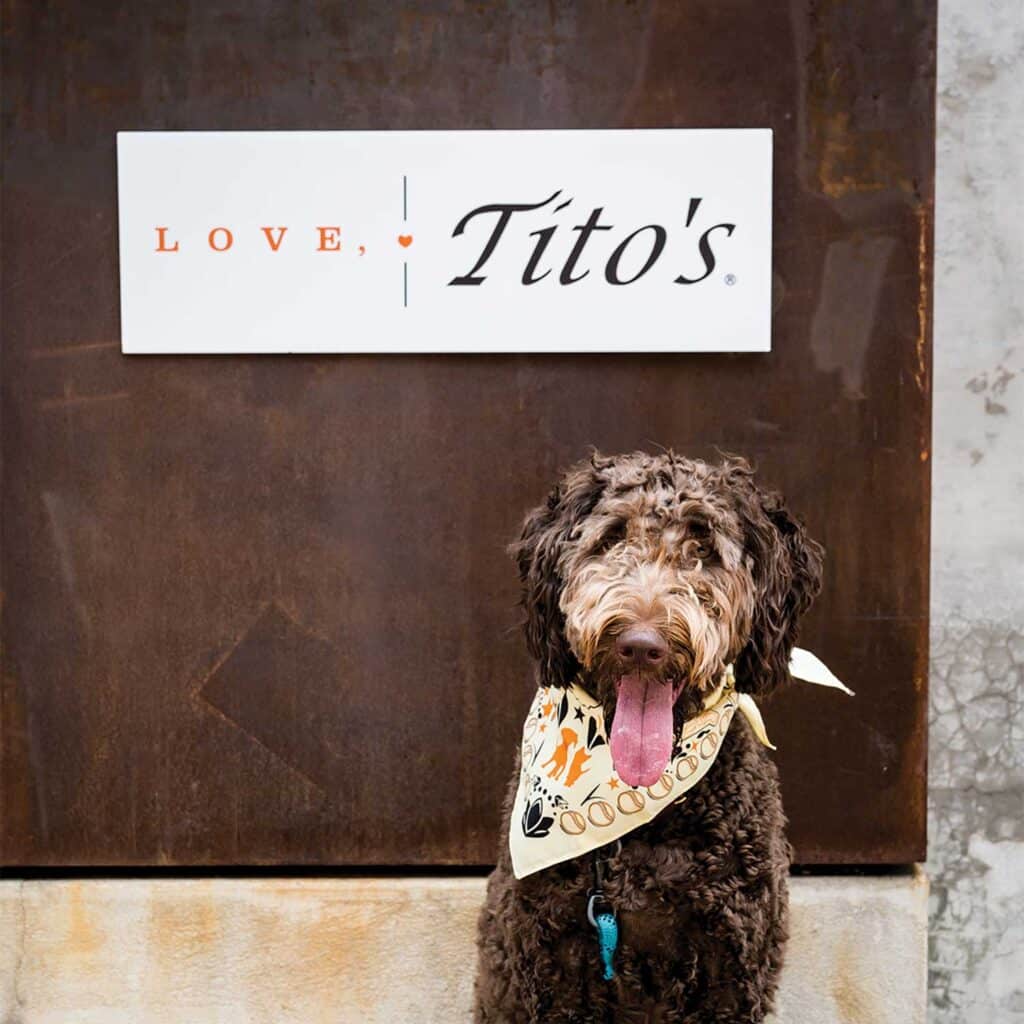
[{"left": 475, "top": 451, "right": 823, "bottom": 1023}]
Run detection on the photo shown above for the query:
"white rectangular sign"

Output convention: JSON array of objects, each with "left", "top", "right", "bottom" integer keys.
[{"left": 117, "top": 130, "right": 772, "bottom": 354}]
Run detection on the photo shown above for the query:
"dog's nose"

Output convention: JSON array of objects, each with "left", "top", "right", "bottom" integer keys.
[{"left": 616, "top": 627, "right": 668, "bottom": 667}]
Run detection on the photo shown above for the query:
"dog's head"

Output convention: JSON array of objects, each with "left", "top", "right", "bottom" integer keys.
[{"left": 512, "top": 451, "right": 823, "bottom": 786}]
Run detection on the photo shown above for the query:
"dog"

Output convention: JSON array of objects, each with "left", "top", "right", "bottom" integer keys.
[{"left": 475, "top": 451, "right": 823, "bottom": 1023}]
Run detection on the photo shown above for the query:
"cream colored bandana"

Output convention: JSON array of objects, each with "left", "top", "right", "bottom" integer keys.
[{"left": 510, "top": 648, "right": 851, "bottom": 879}]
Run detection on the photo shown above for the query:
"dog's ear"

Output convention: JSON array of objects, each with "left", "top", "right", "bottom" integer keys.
[
  {"left": 510, "top": 457, "right": 607, "bottom": 687},
  {"left": 734, "top": 483, "right": 824, "bottom": 697}
]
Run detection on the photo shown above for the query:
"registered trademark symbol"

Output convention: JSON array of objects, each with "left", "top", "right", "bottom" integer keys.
[{"left": 724, "top": 273, "right": 737, "bottom": 286}]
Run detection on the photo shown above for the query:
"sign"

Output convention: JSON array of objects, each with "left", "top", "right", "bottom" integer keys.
[{"left": 116, "top": 130, "right": 773, "bottom": 354}]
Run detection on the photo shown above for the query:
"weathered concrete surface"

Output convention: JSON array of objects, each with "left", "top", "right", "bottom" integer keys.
[
  {"left": 0, "top": 874, "right": 926, "bottom": 1023},
  {"left": 931, "top": 0, "right": 1024, "bottom": 1021}
]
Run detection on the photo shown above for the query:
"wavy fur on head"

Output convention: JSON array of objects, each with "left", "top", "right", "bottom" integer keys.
[{"left": 477, "top": 451, "right": 823, "bottom": 1023}]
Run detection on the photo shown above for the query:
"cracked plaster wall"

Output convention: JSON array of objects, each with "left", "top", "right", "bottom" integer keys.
[{"left": 930, "top": 1, "right": 1024, "bottom": 1020}]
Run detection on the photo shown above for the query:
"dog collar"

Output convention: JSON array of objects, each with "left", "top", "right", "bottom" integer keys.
[{"left": 509, "top": 648, "right": 851, "bottom": 879}]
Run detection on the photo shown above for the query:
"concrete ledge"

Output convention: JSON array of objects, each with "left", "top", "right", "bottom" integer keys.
[{"left": 0, "top": 872, "right": 927, "bottom": 1023}]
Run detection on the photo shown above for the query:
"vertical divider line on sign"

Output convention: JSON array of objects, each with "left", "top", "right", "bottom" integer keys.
[{"left": 403, "top": 174, "right": 408, "bottom": 308}]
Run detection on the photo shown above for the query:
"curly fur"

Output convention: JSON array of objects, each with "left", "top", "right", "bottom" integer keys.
[{"left": 477, "top": 451, "right": 823, "bottom": 1023}]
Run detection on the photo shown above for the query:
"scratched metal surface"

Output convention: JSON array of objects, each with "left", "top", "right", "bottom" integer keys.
[{"left": 0, "top": 1, "right": 934, "bottom": 866}]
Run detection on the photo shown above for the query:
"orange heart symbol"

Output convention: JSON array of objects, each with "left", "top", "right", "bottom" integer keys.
[{"left": 398, "top": 234, "right": 413, "bottom": 248}]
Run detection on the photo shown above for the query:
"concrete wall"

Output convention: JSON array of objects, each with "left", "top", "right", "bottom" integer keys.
[
  {"left": 0, "top": 875, "right": 927, "bottom": 1024},
  {"left": 929, "top": 0, "right": 1024, "bottom": 1021}
]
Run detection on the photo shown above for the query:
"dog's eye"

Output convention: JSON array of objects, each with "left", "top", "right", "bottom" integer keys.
[
  {"left": 686, "top": 538, "right": 712, "bottom": 562},
  {"left": 683, "top": 526, "right": 712, "bottom": 561}
]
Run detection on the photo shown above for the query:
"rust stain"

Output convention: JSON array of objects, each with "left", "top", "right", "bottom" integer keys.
[
  {"left": 65, "top": 882, "right": 103, "bottom": 956},
  {"left": 147, "top": 883, "right": 222, "bottom": 957},
  {"left": 802, "top": 5, "right": 916, "bottom": 198},
  {"left": 830, "top": 931, "right": 882, "bottom": 1023},
  {"left": 914, "top": 203, "right": 930, "bottom": 395},
  {"left": 287, "top": 879, "right": 442, "bottom": 1021},
  {"left": 190, "top": 889, "right": 222, "bottom": 951},
  {"left": 816, "top": 113, "right": 910, "bottom": 199}
]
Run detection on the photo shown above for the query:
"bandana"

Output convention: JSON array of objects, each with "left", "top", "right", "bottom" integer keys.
[{"left": 509, "top": 648, "right": 851, "bottom": 879}]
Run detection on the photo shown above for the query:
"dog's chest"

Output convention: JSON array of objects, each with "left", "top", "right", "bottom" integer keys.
[
  {"left": 595, "top": 847, "right": 697, "bottom": 956},
  {"left": 614, "top": 905, "right": 690, "bottom": 958}
]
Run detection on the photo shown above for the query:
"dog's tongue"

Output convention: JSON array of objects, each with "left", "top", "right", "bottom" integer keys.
[{"left": 609, "top": 674, "right": 675, "bottom": 788}]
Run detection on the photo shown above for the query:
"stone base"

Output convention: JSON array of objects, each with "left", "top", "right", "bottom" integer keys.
[{"left": 0, "top": 871, "right": 927, "bottom": 1023}]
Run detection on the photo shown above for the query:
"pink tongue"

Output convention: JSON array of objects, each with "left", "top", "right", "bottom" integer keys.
[{"left": 609, "top": 674, "right": 675, "bottom": 788}]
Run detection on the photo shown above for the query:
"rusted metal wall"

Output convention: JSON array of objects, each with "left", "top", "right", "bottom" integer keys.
[{"left": 0, "top": 0, "right": 935, "bottom": 866}]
